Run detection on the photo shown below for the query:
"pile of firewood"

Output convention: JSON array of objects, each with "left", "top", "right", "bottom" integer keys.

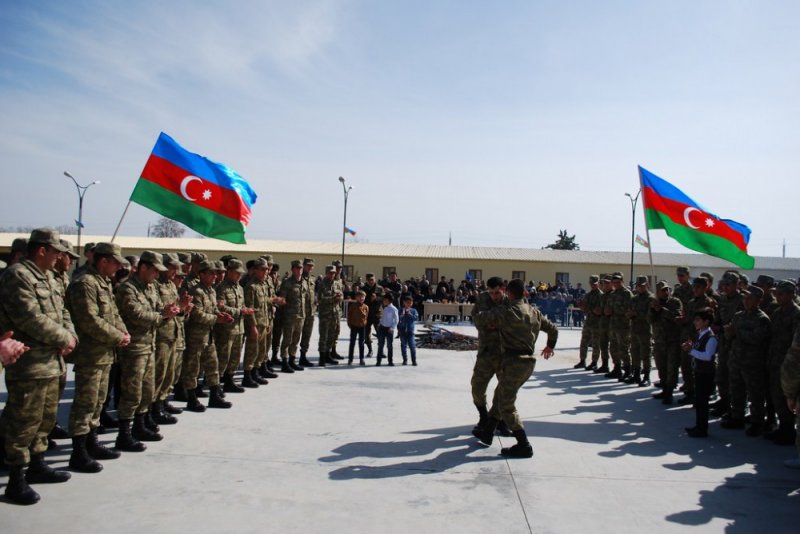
[{"left": 416, "top": 325, "right": 479, "bottom": 351}]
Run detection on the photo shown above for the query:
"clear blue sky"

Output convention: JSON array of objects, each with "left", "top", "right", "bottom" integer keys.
[{"left": 1, "top": 1, "right": 798, "bottom": 258}]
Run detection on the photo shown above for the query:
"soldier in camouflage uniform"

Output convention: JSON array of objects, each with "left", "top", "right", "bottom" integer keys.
[
  {"left": 649, "top": 281, "right": 683, "bottom": 404},
  {"left": 298, "top": 258, "right": 317, "bottom": 367},
  {"left": 604, "top": 273, "right": 632, "bottom": 381},
  {"left": 278, "top": 260, "right": 306, "bottom": 372},
  {"left": 766, "top": 281, "right": 800, "bottom": 445},
  {"left": 672, "top": 266, "right": 694, "bottom": 396},
  {"left": 330, "top": 260, "right": 345, "bottom": 359},
  {"left": 472, "top": 278, "right": 558, "bottom": 458},
  {"left": 255, "top": 257, "right": 281, "bottom": 378},
  {"left": 66, "top": 241, "right": 132, "bottom": 471},
  {"left": 722, "top": 285, "right": 771, "bottom": 436},
  {"left": 270, "top": 262, "right": 284, "bottom": 366},
  {"left": 756, "top": 275, "right": 778, "bottom": 315},
  {"left": 180, "top": 261, "right": 233, "bottom": 411},
  {"left": 0, "top": 229, "right": 77, "bottom": 505},
  {"left": 317, "top": 266, "right": 344, "bottom": 366},
  {"left": 70, "top": 242, "right": 95, "bottom": 281},
  {"left": 627, "top": 276, "right": 656, "bottom": 386},
  {"left": 153, "top": 253, "right": 192, "bottom": 423},
  {"left": 595, "top": 276, "right": 612, "bottom": 374},
  {"left": 575, "top": 275, "right": 603, "bottom": 370},
  {"left": 676, "top": 277, "right": 717, "bottom": 404},
  {"left": 242, "top": 258, "right": 274, "bottom": 387},
  {"left": 215, "top": 259, "right": 253, "bottom": 392},
  {"left": 116, "top": 251, "right": 180, "bottom": 447},
  {"left": 712, "top": 272, "right": 745, "bottom": 417},
  {"left": 780, "top": 326, "right": 800, "bottom": 468}
]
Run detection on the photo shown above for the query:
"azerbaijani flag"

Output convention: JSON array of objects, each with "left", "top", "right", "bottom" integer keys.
[
  {"left": 130, "top": 133, "right": 257, "bottom": 244},
  {"left": 344, "top": 226, "right": 357, "bottom": 236},
  {"left": 639, "top": 166, "right": 754, "bottom": 269}
]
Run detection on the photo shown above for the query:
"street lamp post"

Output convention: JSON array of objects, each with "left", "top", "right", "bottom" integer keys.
[
  {"left": 338, "top": 176, "right": 352, "bottom": 278},
  {"left": 625, "top": 190, "right": 641, "bottom": 288},
  {"left": 64, "top": 171, "right": 100, "bottom": 268}
]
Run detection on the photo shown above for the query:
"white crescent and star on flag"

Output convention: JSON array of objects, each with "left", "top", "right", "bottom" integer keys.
[
  {"left": 683, "top": 207, "right": 716, "bottom": 229},
  {"left": 179, "top": 176, "right": 212, "bottom": 202}
]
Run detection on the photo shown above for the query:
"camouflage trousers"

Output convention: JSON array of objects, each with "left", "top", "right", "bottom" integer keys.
[
  {"left": 489, "top": 356, "right": 536, "bottom": 432},
  {"left": 597, "top": 325, "right": 610, "bottom": 365},
  {"left": 471, "top": 348, "right": 502, "bottom": 408},
  {"left": 579, "top": 323, "right": 601, "bottom": 364},
  {"left": 300, "top": 312, "right": 315, "bottom": 354},
  {"left": 215, "top": 327, "right": 243, "bottom": 375},
  {"left": 769, "top": 357, "right": 793, "bottom": 429},
  {"left": 715, "top": 335, "right": 733, "bottom": 410},
  {"left": 154, "top": 337, "right": 179, "bottom": 402},
  {"left": 280, "top": 316, "right": 304, "bottom": 359},
  {"left": 630, "top": 331, "right": 652, "bottom": 370},
  {"left": 271, "top": 310, "right": 284, "bottom": 356},
  {"left": 3, "top": 377, "right": 59, "bottom": 466},
  {"left": 608, "top": 327, "right": 631, "bottom": 367},
  {"left": 318, "top": 313, "right": 339, "bottom": 353},
  {"left": 181, "top": 337, "right": 220, "bottom": 390},
  {"left": 729, "top": 355, "right": 767, "bottom": 424},
  {"left": 653, "top": 337, "right": 681, "bottom": 389},
  {"left": 68, "top": 363, "right": 112, "bottom": 437},
  {"left": 243, "top": 324, "right": 268, "bottom": 371},
  {"left": 117, "top": 349, "right": 156, "bottom": 420}
]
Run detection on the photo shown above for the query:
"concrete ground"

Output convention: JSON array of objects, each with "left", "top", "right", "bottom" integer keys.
[{"left": 1, "top": 325, "right": 798, "bottom": 533}]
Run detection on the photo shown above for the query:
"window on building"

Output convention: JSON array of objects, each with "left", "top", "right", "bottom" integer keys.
[
  {"left": 512, "top": 271, "right": 526, "bottom": 281},
  {"left": 556, "top": 272, "right": 570, "bottom": 286},
  {"left": 342, "top": 265, "right": 354, "bottom": 281},
  {"left": 467, "top": 269, "right": 482, "bottom": 282},
  {"left": 425, "top": 268, "right": 439, "bottom": 283},
  {"left": 382, "top": 266, "right": 396, "bottom": 279}
]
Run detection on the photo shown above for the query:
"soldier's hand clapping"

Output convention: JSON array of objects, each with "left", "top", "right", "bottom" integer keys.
[
  {"left": 273, "top": 297, "right": 286, "bottom": 306},
  {"left": 162, "top": 303, "right": 180, "bottom": 319},
  {"left": 216, "top": 312, "right": 234, "bottom": 324},
  {"left": 241, "top": 307, "right": 255, "bottom": 316},
  {"left": 119, "top": 332, "right": 131, "bottom": 348}
]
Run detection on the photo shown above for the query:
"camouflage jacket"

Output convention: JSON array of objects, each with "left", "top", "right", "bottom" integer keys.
[
  {"left": 629, "top": 291, "right": 655, "bottom": 334},
  {"left": 730, "top": 308, "right": 771, "bottom": 362},
  {"left": 317, "top": 277, "right": 342, "bottom": 318},
  {"left": 156, "top": 277, "right": 182, "bottom": 343},
  {"left": 0, "top": 259, "right": 75, "bottom": 379},
  {"left": 673, "top": 282, "right": 693, "bottom": 309},
  {"left": 116, "top": 275, "right": 163, "bottom": 352},
  {"left": 606, "top": 286, "right": 632, "bottom": 329},
  {"left": 648, "top": 296, "right": 683, "bottom": 341},
  {"left": 244, "top": 278, "right": 271, "bottom": 328},
  {"left": 216, "top": 278, "right": 244, "bottom": 334},
  {"left": 302, "top": 272, "right": 317, "bottom": 315},
  {"left": 583, "top": 288, "right": 604, "bottom": 326},
  {"left": 781, "top": 330, "right": 800, "bottom": 400},
  {"left": 279, "top": 276, "right": 306, "bottom": 319},
  {"left": 760, "top": 293, "right": 779, "bottom": 316},
  {"left": 186, "top": 282, "right": 218, "bottom": 339},
  {"left": 599, "top": 292, "right": 611, "bottom": 328},
  {"left": 472, "top": 291, "right": 505, "bottom": 352},
  {"left": 769, "top": 302, "right": 800, "bottom": 362},
  {"left": 66, "top": 265, "right": 126, "bottom": 367},
  {"left": 478, "top": 298, "right": 558, "bottom": 359},
  {"left": 680, "top": 294, "right": 716, "bottom": 335}
]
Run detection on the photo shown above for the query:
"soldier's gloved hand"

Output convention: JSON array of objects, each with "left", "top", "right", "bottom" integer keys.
[{"left": 119, "top": 332, "right": 131, "bottom": 348}]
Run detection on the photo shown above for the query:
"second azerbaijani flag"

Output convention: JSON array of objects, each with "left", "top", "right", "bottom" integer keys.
[
  {"left": 130, "top": 132, "right": 257, "bottom": 244},
  {"left": 639, "top": 166, "right": 754, "bottom": 269}
]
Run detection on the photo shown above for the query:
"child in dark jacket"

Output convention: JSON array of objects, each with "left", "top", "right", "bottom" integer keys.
[{"left": 398, "top": 295, "right": 419, "bottom": 366}]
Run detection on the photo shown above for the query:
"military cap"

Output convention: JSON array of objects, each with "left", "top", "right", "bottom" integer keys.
[
  {"left": 325, "top": 265, "right": 336, "bottom": 274},
  {"left": 755, "top": 275, "right": 775, "bottom": 287},
  {"left": 291, "top": 260, "right": 303, "bottom": 269},
  {"left": 676, "top": 266, "right": 690, "bottom": 275},
  {"left": 365, "top": 272, "right": 375, "bottom": 278},
  {"left": 28, "top": 228, "right": 68, "bottom": 252},
  {"left": 252, "top": 258, "right": 268, "bottom": 269},
  {"left": 197, "top": 260, "right": 215, "bottom": 272},
  {"left": 11, "top": 237, "right": 28, "bottom": 253},
  {"left": 692, "top": 276, "right": 708, "bottom": 287},
  {"left": 303, "top": 257, "right": 315, "bottom": 266},
  {"left": 191, "top": 251, "right": 208, "bottom": 264},
  {"left": 332, "top": 260, "right": 342, "bottom": 267},
  {"left": 177, "top": 252, "right": 191, "bottom": 264},
  {"left": 699, "top": 272, "right": 715, "bottom": 284},
  {"left": 119, "top": 257, "right": 131, "bottom": 269},
  {"left": 776, "top": 280, "right": 797, "bottom": 294},
  {"left": 162, "top": 252, "right": 182, "bottom": 268},
  {"left": 721, "top": 273, "right": 739, "bottom": 285},
  {"left": 219, "top": 254, "right": 234, "bottom": 265},
  {"left": 260, "top": 254, "right": 273, "bottom": 263},
  {"left": 60, "top": 239, "right": 79, "bottom": 260},
  {"left": 83, "top": 242, "right": 96, "bottom": 254},
  {"left": 600, "top": 276, "right": 611, "bottom": 283},
  {"left": 270, "top": 263, "right": 280, "bottom": 272},
  {"left": 139, "top": 250, "right": 167, "bottom": 271},
  {"left": 656, "top": 280, "right": 671, "bottom": 290},
  {"left": 589, "top": 275, "right": 600, "bottom": 284},
  {"left": 739, "top": 274, "right": 750, "bottom": 284},
  {"left": 227, "top": 258, "right": 246, "bottom": 273},
  {"left": 635, "top": 275, "right": 648, "bottom": 286},
  {"left": 215, "top": 261, "right": 227, "bottom": 271},
  {"left": 93, "top": 242, "right": 125, "bottom": 263},
  {"left": 611, "top": 273, "right": 623, "bottom": 281},
  {"left": 747, "top": 285, "right": 763, "bottom": 298}
]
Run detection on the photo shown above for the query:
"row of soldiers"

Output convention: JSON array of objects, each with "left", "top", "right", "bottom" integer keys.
[
  {"left": 576, "top": 266, "right": 800, "bottom": 447},
  {"left": 0, "top": 228, "right": 351, "bottom": 506}
]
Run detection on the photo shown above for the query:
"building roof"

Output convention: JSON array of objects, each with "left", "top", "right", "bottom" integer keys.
[{"left": 2, "top": 233, "right": 798, "bottom": 272}]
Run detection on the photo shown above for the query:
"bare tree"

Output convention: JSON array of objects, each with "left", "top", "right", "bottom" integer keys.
[{"left": 150, "top": 217, "right": 186, "bottom": 238}]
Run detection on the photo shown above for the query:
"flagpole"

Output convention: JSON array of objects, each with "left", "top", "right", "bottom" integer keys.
[
  {"left": 111, "top": 200, "right": 132, "bottom": 243},
  {"left": 638, "top": 167, "right": 656, "bottom": 283}
]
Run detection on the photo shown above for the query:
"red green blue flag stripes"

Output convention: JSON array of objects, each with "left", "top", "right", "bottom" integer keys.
[
  {"left": 639, "top": 166, "right": 754, "bottom": 269},
  {"left": 130, "top": 133, "right": 257, "bottom": 244}
]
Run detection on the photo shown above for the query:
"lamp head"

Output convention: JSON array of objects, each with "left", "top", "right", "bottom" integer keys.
[
  {"left": 64, "top": 171, "right": 74, "bottom": 179},
  {"left": 338, "top": 176, "right": 345, "bottom": 183}
]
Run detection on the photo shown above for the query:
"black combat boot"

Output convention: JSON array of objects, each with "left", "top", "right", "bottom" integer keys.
[
  {"left": 573, "top": 360, "right": 586, "bottom": 369},
  {"left": 241, "top": 369, "right": 259, "bottom": 388},
  {"left": 281, "top": 360, "right": 295, "bottom": 373},
  {"left": 595, "top": 362, "right": 610, "bottom": 374},
  {"left": 5, "top": 465, "right": 40, "bottom": 505},
  {"left": 298, "top": 351, "right": 314, "bottom": 367},
  {"left": 173, "top": 384, "right": 188, "bottom": 402},
  {"left": 86, "top": 428, "right": 120, "bottom": 460},
  {"left": 152, "top": 401, "right": 178, "bottom": 425},
  {"left": 472, "top": 416, "right": 498, "bottom": 446},
  {"left": 195, "top": 385, "right": 208, "bottom": 398},
  {"left": 585, "top": 361, "right": 597, "bottom": 371},
  {"left": 605, "top": 365, "right": 620, "bottom": 379},
  {"left": 624, "top": 368, "right": 640, "bottom": 385},
  {"left": 473, "top": 405, "right": 489, "bottom": 433},
  {"left": 501, "top": 429, "right": 534, "bottom": 458},
  {"left": 69, "top": 434, "right": 104, "bottom": 473},
  {"left": 496, "top": 419, "right": 514, "bottom": 437},
  {"left": 164, "top": 399, "right": 183, "bottom": 415},
  {"left": 49, "top": 422, "right": 69, "bottom": 440},
  {"left": 144, "top": 409, "right": 161, "bottom": 433},
  {"left": 133, "top": 413, "right": 163, "bottom": 442},
  {"left": 270, "top": 350, "right": 281, "bottom": 367},
  {"left": 99, "top": 406, "right": 119, "bottom": 430},
  {"left": 115, "top": 419, "right": 146, "bottom": 452},
  {"left": 252, "top": 368, "right": 268, "bottom": 385},
  {"left": 318, "top": 351, "right": 328, "bottom": 367},
  {"left": 259, "top": 362, "right": 278, "bottom": 379},
  {"left": 325, "top": 352, "right": 339, "bottom": 365},
  {"left": 222, "top": 372, "right": 245, "bottom": 393},
  {"left": 208, "top": 385, "right": 232, "bottom": 409},
  {"left": 185, "top": 388, "right": 206, "bottom": 412},
  {"left": 289, "top": 357, "right": 304, "bottom": 371},
  {"left": 638, "top": 370, "right": 651, "bottom": 387},
  {"left": 26, "top": 453, "right": 71, "bottom": 483},
  {"left": 619, "top": 365, "right": 632, "bottom": 383},
  {"left": 331, "top": 346, "right": 344, "bottom": 360}
]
